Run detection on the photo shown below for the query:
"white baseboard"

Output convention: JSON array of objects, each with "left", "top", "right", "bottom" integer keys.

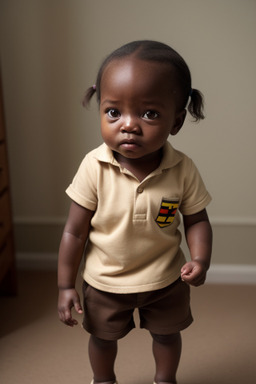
[
  {"left": 16, "top": 253, "right": 256, "bottom": 285},
  {"left": 206, "top": 264, "right": 256, "bottom": 285}
]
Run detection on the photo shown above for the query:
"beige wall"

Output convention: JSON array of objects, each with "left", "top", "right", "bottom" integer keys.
[{"left": 0, "top": 0, "right": 255, "bottom": 264}]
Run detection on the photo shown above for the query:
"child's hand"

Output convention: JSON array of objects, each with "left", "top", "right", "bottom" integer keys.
[
  {"left": 58, "top": 288, "right": 83, "bottom": 327},
  {"left": 181, "top": 261, "right": 207, "bottom": 286}
]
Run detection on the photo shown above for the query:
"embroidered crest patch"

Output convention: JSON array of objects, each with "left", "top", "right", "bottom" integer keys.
[{"left": 155, "top": 199, "right": 179, "bottom": 228}]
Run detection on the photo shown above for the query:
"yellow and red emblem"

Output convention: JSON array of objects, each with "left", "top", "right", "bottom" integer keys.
[{"left": 155, "top": 199, "right": 179, "bottom": 228}]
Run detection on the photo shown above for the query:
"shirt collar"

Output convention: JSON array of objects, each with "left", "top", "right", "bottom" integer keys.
[
  {"left": 160, "top": 141, "right": 183, "bottom": 170},
  {"left": 93, "top": 141, "right": 182, "bottom": 170}
]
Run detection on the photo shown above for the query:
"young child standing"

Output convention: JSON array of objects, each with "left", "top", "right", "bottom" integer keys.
[{"left": 58, "top": 40, "right": 212, "bottom": 384}]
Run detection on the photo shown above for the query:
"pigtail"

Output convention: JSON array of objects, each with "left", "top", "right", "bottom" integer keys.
[
  {"left": 82, "top": 85, "right": 97, "bottom": 108},
  {"left": 187, "top": 88, "right": 205, "bottom": 122}
]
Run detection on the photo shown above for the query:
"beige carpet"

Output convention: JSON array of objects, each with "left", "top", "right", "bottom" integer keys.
[{"left": 0, "top": 270, "right": 256, "bottom": 384}]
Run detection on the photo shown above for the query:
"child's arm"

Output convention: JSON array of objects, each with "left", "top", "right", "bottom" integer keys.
[
  {"left": 58, "top": 201, "right": 94, "bottom": 326},
  {"left": 181, "top": 209, "right": 212, "bottom": 286}
]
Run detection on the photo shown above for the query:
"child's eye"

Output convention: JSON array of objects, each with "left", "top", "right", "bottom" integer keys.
[
  {"left": 143, "top": 110, "right": 159, "bottom": 120},
  {"left": 107, "top": 109, "right": 120, "bottom": 119}
]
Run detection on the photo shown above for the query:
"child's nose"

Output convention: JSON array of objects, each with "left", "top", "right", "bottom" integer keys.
[{"left": 121, "top": 116, "right": 140, "bottom": 133}]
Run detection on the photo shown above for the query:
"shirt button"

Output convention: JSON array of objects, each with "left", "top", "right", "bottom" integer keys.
[{"left": 137, "top": 187, "right": 144, "bottom": 193}]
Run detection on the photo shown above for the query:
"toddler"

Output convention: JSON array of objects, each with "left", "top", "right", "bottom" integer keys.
[{"left": 58, "top": 40, "right": 212, "bottom": 384}]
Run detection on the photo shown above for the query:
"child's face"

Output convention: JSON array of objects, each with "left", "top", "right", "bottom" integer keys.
[{"left": 100, "top": 57, "right": 186, "bottom": 161}]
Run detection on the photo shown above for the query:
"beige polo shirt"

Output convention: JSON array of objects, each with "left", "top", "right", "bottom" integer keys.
[{"left": 66, "top": 142, "right": 211, "bottom": 293}]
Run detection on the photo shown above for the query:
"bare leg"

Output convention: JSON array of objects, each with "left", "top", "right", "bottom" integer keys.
[
  {"left": 89, "top": 335, "right": 117, "bottom": 384},
  {"left": 151, "top": 332, "right": 182, "bottom": 384}
]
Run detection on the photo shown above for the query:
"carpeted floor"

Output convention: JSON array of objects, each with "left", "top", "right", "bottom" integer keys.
[{"left": 0, "top": 270, "right": 256, "bottom": 384}]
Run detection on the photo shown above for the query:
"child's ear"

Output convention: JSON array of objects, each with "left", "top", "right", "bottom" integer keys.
[{"left": 170, "top": 109, "right": 187, "bottom": 136}]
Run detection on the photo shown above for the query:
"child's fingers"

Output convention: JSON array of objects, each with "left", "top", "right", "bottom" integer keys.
[
  {"left": 181, "top": 263, "right": 193, "bottom": 277},
  {"left": 181, "top": 263, "right": 207, "bottom": 286},
  {"left": 63, "top": 308, "right": 79, "bottom": 327},
  {"left": 64, "top": 300, "right": 82, "bottom": 326},
  {"left": 74, "top": 299, "right": 83, "bottom": 314},
  {"left": 58, "top": 304, "right": 77, "bottom": 326},
  {"left": 63, "top": 308, "right": 73, "bottom": 325},
  {"left": 58, "top": 289, "right": 83, "bottom": 326}
]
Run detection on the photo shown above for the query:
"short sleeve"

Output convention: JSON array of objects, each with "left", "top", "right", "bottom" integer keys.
[
  {"left": 179, "top": 158, "right": 211, "bottom": 216},
  {"left": 66, "top": 154, "right": 98, "bottom": 211}
]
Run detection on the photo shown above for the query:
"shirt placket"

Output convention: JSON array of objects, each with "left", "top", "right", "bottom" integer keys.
[{"left": 133, "top": 181, "right": 148, "bottom": 222}]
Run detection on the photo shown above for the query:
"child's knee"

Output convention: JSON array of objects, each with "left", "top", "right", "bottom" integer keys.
[
  {"left": 90, "top": 335, "right": 117, "bottom": 349},
  {"left": 150, "top": 332, "right": 180, "bottom": 345}
]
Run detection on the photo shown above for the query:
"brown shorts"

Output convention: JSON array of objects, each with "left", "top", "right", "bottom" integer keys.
[{"left": 82, "top": 278, "right": 193, "bottom": 341}]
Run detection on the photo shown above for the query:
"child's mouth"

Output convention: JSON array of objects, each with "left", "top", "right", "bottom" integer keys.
[{"left": 120, "top": 140, "right": 140, "bottom": 150}]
